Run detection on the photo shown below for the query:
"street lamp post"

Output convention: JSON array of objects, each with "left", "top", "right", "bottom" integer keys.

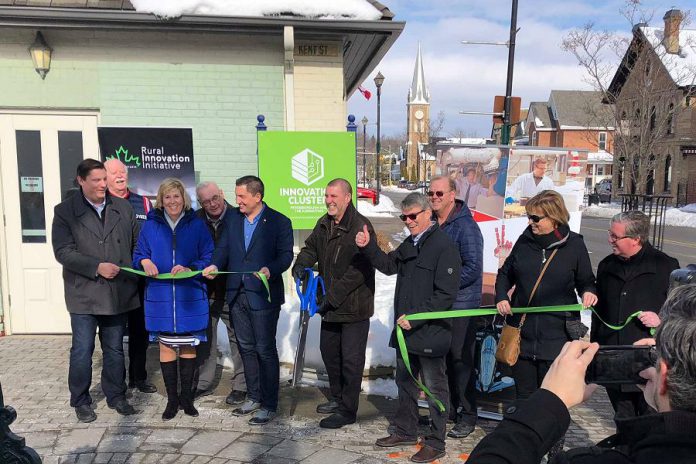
[
  {"left": 361, "top": 116, "right": 368, "bottom": 187},
  {"left": 374, "top": 72, "right": 385, "bottom": 197}
]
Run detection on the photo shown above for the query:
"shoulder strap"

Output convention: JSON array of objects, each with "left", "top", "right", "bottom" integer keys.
[{"left": 520, "top": 248, "right": 559, "bottom": 327}]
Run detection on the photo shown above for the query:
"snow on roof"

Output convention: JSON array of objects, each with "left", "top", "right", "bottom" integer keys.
[
  {"left": 129, "top": 0, "right": 382, "bottom": 20},
  {"left": 640, "top": 26, "right": 696, "bottom": 87},
  {"left": 534, "top": 116, "right": 544, "bottom": 128}
]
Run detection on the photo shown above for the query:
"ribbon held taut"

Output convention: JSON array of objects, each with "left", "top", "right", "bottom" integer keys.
[{"left": 119, "top": 267, "right": 271, "bottom": 302}]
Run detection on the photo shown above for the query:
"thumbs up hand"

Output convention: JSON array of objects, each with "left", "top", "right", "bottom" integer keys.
[{"left": 355, "top": 224, "right": 370, "bottom": 248}]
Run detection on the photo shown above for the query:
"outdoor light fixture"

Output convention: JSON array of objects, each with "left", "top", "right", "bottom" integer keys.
[
  {"left": 29, "top": 31, "right": 52, "bottom": 80},
  {"left": 374, "top": 72, "right": 385, "bottom": 197}
]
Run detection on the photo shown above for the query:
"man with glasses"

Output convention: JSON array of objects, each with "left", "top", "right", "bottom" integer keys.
[
  {"left": 356, "top": 192, "right": 460, "bottom": 463},
  {"left": 592, "top": 210, "right": 679, "bottom": 420},
  {"left": 194, "top": 181, "right": 246, "bottom": 404},
  {"left": 427, "top": 176, "right": 483, "bottom": 439}
]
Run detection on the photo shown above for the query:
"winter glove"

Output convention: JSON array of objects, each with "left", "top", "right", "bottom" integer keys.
[
  {"left": 317, "top": 300, "right": 335, "bottom": 316},
  {"left": 291, "top": 266, "right": 305, "bottom": 281}
]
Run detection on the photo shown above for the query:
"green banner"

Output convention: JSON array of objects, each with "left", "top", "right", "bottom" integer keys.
[{"left": 258, "top": 131, "right": 357, "bottom": 229}]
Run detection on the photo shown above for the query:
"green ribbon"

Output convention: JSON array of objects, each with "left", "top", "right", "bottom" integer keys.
[
  {"left": 120, "top": 267, "right": 271, "bottom": 302},
  {"left": 396, "top": 304, "right": 653, "bottom": 412}
]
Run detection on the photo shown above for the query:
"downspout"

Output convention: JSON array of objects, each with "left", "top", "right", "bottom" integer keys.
[{"left": 284, "top": 25, "right": 295, "bottom": 131}]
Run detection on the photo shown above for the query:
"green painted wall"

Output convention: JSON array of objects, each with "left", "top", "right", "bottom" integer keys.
[{"left": 0, "top": 58, "right": 284, "bottom": 194}]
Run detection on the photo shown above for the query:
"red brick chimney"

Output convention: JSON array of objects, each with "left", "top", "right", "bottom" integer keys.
[{"left": 663, "top": 9, "right": 683, "bottom": 54}]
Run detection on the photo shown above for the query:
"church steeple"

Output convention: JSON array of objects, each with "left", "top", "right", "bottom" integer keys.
[{"left": 408, "top": 42, "right": 430, "bottom": 105}]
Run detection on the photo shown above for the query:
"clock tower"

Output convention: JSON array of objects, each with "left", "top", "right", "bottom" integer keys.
[{"left": 406, "top": 43, "right": 430, "bottom": 181}]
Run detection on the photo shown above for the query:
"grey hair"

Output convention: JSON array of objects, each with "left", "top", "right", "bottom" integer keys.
[
  {"left": 401, "top": 192, "right": 431, "bottom": 211},
  {"left": 654, "top": 284, "right": 696, "bottom": 413},
  {"left": 611, "top": 210, "right": 650, "bottom": 245},
  {"left": 196, "top": 181, "right": 220, "bottom": 195},
  {"left": 104, "top": 157, "right": 128, "bottom": 173},
  {"left": 430, "top": 175, "right": 457, "bottom": 192}
]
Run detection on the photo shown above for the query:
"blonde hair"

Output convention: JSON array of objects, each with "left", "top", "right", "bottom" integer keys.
[
  {"left": 525, "top": 190, "right": 569, "bottom": 227},
  {"left": 155, "top": 178, "right": 191, "bottom": 211}
]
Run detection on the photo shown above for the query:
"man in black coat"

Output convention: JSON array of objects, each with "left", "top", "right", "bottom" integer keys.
[
  {"left": 292, "top": 178, "right": 376, "bottom": 429},
  {"left": 593, "top": 211, "right": 679, "bottom": 419},
  {"left": 356, "top": 192, "right": 461, "bottom": 464},
  {"left": 52, "top": 159, "right": 140, "bottom": 422},
  {"left": 194, "top": 181, "right": 246, "bottom": 404},
  {"left": 468, "top": 283, "right": 696, "bottom": 464}
]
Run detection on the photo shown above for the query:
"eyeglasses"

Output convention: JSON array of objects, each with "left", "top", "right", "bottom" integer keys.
[
  {"left": 607, "top": 231, "right": 634, "bottom": 242},
  {"left": 399, "top": 210, "right": 424, "bottom": 222},
  {"left": 200, "top": 194, "right": 221, "bottom": 208},
  {"left": 526, "top": 214, "right": 547, "bottom": 223},
  {"left": 427, "top": 190, "right": 448, "bottom": 198}
]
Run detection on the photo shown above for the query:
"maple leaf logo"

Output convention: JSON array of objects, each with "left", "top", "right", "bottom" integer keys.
[{"left": 106, "top": 145, "right": 141, "bottom": 168}]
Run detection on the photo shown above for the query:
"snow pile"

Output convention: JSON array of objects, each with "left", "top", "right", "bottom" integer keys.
[
  {"left": 357, "top": 195, "right": 399, "bottom": 218},
  {"left": 665, "top": 207, "right": 696, "bottom": 228},
  {"left": 130, "top": 0, "right": 382, "bottom": 20},
  {"left": 362, "top": 377, "right": 398, "bottom": 398},
  {"left": 382, "top": 185, "right": 413, "bottom": 194},
  {"left": 583, "top": 203, "right": 621, "bottom": 219},
  {"left": 584, "top": 203, "right": 696, "bottom": 228}
]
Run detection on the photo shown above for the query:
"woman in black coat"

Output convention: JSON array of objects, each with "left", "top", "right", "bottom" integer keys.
[{"left": 495, "top": 190, "right": 597, "bottom": 401}]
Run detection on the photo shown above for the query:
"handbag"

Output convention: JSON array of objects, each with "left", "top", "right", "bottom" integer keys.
[{"left": 495, "top": 249, "right": 558, "bottom": 366}]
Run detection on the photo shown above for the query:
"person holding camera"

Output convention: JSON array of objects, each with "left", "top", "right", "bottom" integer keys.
[
  {"left": 593, "top": 211, "right": 679, "bottom": 419},
  {"left": 468, "top": 283, "right": 696, "bottom": 463}
]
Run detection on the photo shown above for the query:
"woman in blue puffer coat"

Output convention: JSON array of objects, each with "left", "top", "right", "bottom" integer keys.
[{"left": 133, "top": 178, "right": 214, "bottom": 421}]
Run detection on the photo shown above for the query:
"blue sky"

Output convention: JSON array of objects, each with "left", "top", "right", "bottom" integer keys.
[{"left": 347, "top": 0, "right": 691, "bottom": 138}]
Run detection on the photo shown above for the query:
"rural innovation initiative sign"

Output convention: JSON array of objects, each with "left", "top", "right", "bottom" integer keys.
[{"left": 258, "top": 131, "right": 356, "bottom": 229}]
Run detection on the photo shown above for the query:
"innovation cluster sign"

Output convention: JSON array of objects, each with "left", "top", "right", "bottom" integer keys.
[{"left": 258, "top": 131, "right": 356, "bottom": 229}]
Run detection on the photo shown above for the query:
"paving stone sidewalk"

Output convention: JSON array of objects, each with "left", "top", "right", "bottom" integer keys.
[{"left": 0, "top": 336, "right": 617, "bottom": 463}]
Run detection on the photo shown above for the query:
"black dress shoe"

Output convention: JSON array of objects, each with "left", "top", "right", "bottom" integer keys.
[
  {"left": 195, "top": 388, "right": 213, "bottom": 399},
  {"left": 316, "top": 400, "right": 340, "bottom": 414},
  {"left": 75, "top": 404, "right": 96, "bottom": 423},
  {"left": 225, "top": 390, "right": 247, "bottom": 405},
  {"left": 109, "top": 399, "right": 138, "bottom": 416},
  {"left": 410, "top": 445, "right": 445, "bottom": 463},
  {"left": 130, "top": 380, "right": 157, "bottom": 394},
  {"left": 447, "top": 422, "right": 475, "bottom": 438},
  {"left": 319, "top": 413, "right": 356, "bottom": 429},
  {"left": 375, "top": 434, "right": 418, "bottom": 448}
]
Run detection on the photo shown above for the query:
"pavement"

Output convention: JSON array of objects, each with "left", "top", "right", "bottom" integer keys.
[{"left": 0, "top": 335, "right": 618, "bottom": 464}]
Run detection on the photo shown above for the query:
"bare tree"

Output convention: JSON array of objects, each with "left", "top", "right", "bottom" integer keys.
[{"left": 562, "top": 1, "right": 696, "bottom": 196}]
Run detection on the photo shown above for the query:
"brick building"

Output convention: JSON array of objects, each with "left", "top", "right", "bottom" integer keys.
[{"left": 526, "top": 90, "right": 615, "bottom": 192}]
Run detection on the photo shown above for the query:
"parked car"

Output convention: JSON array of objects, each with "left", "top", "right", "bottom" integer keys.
[
  {"left": 398, "top": 179, "right": 409, "bottom": 189},
  {"left": 405, "top": 181, "right": 418, "bottom": 190},
  {"left": 357, "top": 187, "right": 379, "bottom": 205},
  {"left": 595, "top": 178, "right": 612, "bottom": 195}
]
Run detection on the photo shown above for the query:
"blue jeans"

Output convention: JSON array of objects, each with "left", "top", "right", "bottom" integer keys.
[
  {"left": 230, "top": 293, "right": 280, "bottom": 411},
  {"left": 69, "top": 312, "right": 128, "bottom": 407}
]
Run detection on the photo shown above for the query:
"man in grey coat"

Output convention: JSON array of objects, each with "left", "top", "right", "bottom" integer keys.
[{"left": 52, "top": 158, "right": 140, "bottom": 422}]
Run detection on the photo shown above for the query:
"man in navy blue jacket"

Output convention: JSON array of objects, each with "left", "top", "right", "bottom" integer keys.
[
  {"left": 429, "top": 175, "right": 483, "bottom": 438},
  {"left": 203, "top": 176, "right": 293, "bottom": 425}
]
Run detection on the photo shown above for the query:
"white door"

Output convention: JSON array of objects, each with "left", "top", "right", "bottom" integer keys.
[{"left": 0, "top": 113, "right": 99, "bottom": 333}]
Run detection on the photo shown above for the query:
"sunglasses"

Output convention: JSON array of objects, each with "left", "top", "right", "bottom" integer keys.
[
  {"left": 427, "top": 190, "right": 448, "bottom": 198},
  {"left": 399, "top": 210, "right": 424, "bottom": 221},
  {"left": 607, "top": 231, "right": 634, "bottom": 242},
  {"left": 526, "top": 214, "right": 547, "bottom": 223}
]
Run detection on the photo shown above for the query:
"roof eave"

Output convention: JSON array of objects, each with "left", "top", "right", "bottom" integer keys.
[{"left": 0, "top": 6, "right": 405, "bottom": 97}]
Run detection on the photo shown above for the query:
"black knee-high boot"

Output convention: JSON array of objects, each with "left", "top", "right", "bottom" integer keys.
[
  {"left": 160, "top": 360, "right": 179, "bottom": 421},
  {"left": 179, "top": 357, "right": 199, "bottom": 417}
]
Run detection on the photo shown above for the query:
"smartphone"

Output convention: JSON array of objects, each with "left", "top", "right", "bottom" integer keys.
[{"left": 585, "top": 345, "right": 656, "bottom": 385}]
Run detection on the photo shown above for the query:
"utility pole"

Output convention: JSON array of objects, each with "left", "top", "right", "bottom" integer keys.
[{"left": 501, "top": 0, "right": 518, "bottom": 145}]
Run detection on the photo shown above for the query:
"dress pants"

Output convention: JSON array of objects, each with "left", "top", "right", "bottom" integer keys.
[
  {"left": 196, "top": 300, "right": 246, "bottom": 392},
  {"left": 511, "top": 357, "right": 553, "bottom": 400},
  {"left": 127, "top": 306, "right": 149, "bottom": 384},
  {"left": 394, "top": 354, "right": 449, "bottom": 451},
  {"left": 69, "top": 312, "right": 128, "bottom": 407},
  {"left": 447, "top": 317, "right": 478, "bottom": 425},
  {"left": 230, "top": 292, "right": 280, "bottom": 412},
  {"left": 320, "top": 319, "right": 370, "bottom": 420}
]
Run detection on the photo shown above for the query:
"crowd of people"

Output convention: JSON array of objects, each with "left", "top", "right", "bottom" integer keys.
[{"left": 51, "top": 158, "right": 693, "bottom": 463}]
